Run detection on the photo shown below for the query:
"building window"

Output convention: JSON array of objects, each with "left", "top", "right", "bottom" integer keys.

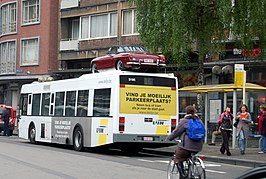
[
  {"left": 22, "top": 0, "right": 40, "bottom": 25},
  {"left": 21, "top": 37, "right": 39, "bottom": 66},
  {"left": 0, "top": 2, "right": 17, "bottom": 35},
  {"left": 81, "top": 12, "right": 117, "bottom": 39},
  {"left": 72, "top": 19, "right": 80, "bottom": 40},
  {"left": 93, "top": 88, "right": 111, "bottom": 117},
  {"left": 0, "top": 41, "right": 16, "bottom": 75},
  {"left": 122, "top": 9, "right": 137, "bottom": 35}
]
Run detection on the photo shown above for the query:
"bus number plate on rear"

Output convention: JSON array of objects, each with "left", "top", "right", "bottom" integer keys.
[{"left": 143, "top": 137, "right": 153, "bottom": 141}]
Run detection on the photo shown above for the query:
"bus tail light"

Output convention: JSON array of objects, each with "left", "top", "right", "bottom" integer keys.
[
  {"left": 171, "top": 118, "right": 177, "bottom": 132},
  {"left": 119, "top": 117, "right": 125, "bottom": 133}
]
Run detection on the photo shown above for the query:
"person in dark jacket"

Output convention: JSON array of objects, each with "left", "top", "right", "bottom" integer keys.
[
  {"left": 258, "top": 104, "right": 266, "bottom": 154},
  {"left": 2, "top": 105, "right": 11, "bottom": 136},
  {"left": 235, "top": 104, "right": 251, "bottom": 155},
  {"left": 167, "top": 105, "right": 204, "bottom": 178},
  {"left": 219, "top": 106, "right": 233, "bottom": 156}
]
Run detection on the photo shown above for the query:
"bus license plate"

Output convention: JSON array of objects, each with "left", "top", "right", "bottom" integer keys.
[{"left": 143, "top": 137, "right": 153, "bottom": 141}]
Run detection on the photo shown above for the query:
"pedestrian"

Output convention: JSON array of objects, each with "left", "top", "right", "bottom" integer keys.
[
  {"left": 208, "top": 124, "right": 221, "bottom": 146},
  {"left": 235, "top": 104, "right": 251, "bottom": 155},
  {"left": 167, "top": 105, "right": 204, "bottom": 178},
  {"left": 258, "top": 104, "right": 266, "bottom": 154},
  {"left": 1, "top": 105, "right": 11, "bottom": 136},
  {"left": 219, "top": 106, "right": 233, "bottom": 156}
]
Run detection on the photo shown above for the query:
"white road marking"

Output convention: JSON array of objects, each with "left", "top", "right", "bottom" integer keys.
[
  {"left": 205, "top": 164, "right": 221, "bottom": 167},
  {"left": 136, "top": 158, "right": 228, "bottom": 174},
  {"left": 137, "top": 159, "right": 155, "bottom": 163},
  {"left": 155, "top": 160, "right": 169, "bottom": 164},
  {"left": 121, "top": 156, "right": 130, "bottom": 159},
  {"left": 206, "top": 169, "right": 226, "bottom": 174}
]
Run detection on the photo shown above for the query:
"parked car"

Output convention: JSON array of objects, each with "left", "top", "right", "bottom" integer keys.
[
  {"left": 236, "top": 165, "right": 266, "bottom": 179},
  {"left": 90, "top": 45, "right": 166, "bottom": 73},
  {"left": 0, "top": 104, "right": 16, "bottom": 136}
]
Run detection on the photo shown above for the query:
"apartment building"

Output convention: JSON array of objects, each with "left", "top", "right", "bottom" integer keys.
[
  {"left": 0, "top": 0, "right": 59, "bottom": 107},
  {"left": 58, "top": 0, "right": 139, "bottom": 78}
]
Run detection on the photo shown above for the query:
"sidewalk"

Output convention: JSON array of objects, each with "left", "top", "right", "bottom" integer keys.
[{"left": 144, "top": 143, "right": 266, "bottom": 167}]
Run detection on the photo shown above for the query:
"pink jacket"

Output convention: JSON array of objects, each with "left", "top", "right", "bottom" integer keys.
[{"left": 219, "top": 111, "right": 233, "bottom": 123}]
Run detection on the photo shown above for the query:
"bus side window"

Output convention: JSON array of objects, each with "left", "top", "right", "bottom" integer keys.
[
  {"left": 93, "top": 88, "right": 111, "bottom": 117},
  {"left": 55, "top": 92, "right": 65, "bottom": 116},
  {"left": 20, "top": 94, "right": 28, "bottom": 115},
  {"left": 32, "top": 94, "right": 41, "bottom": 116},
  {"left": 77, "top": 90, "right": 89, "bottom": 117},
  {"left": 41, "top": 93, "right": 50, "bottom": 116},
  {"left": 66, "top": 91, "right": 76, "bottom": 116}
]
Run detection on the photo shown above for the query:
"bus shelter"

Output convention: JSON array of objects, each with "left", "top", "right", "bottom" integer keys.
[{"left": 179, "top": 83, "right": 266, "bottom": 148}]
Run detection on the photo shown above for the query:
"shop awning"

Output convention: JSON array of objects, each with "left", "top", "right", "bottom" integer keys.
[{"left": 179, "top": 83, "right": 266, "bottom": 93}]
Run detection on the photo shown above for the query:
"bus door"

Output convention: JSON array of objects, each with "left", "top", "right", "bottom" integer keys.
[{"left": 27, "top": 94, "right": 32, "bottom": 115}]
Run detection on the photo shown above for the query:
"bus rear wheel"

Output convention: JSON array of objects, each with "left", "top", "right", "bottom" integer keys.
[
  {"left": 29, "top": 124, "right": 36, "bottom": 144},
  {"left": 73, "top": 126, "right": 83, "bottom": 151}
]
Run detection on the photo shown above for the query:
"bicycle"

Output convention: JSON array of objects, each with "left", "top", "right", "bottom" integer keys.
[{"left": 167, "top": 152, "right": 206, "bottom": 179}]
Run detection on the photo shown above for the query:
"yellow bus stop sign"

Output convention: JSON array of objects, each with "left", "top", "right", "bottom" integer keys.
[
  {"left": 234, "top": 71, "right": 245, "bottom": 87},
  {"left": 234, "top": 64, "right": 246, "bottom": 87}
]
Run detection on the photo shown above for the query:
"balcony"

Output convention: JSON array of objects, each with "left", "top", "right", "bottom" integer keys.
[
  {"left": 61, "top": 0, "right": 79, "bottom": 9},
  {"left": 60, "top": 39, "right": 79, "bottom": 51}
]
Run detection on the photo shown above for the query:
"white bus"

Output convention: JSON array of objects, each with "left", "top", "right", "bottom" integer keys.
[{"left": 19, "top": 71, "right": 178, "bottom": 152}]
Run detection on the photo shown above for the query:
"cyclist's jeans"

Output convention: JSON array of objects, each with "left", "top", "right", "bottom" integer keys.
[
  {"left": 238, "top": 130, "right": 246, "bottom": 153},
  {"left": 177, "top": 163, "right": 186, "bottom": 179}
]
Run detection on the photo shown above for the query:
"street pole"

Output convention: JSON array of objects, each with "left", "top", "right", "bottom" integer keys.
[
  {"left": 242, "top": 71, "right": 246, "bottom": 104},
  {"left": 204, "top": 93, "right": 208, "bottom": 143},
  {"left": 232, "top": 89, "right": 237, "bottom": 149},
  {"left": 223, "top": 92, "right": 227, "bottom": 110}
]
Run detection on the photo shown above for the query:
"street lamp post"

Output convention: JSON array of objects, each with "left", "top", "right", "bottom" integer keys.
[{"left": 233, "top": 64, "right": 246, "bottom": 149}]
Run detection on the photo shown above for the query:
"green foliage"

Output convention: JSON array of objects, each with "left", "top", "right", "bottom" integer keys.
[{"left": 130, "top": 0, "right": 266, "bottom": 64}]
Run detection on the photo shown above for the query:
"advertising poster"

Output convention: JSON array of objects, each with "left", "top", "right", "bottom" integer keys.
[
  {"left": 209, "top": 99, "right": 222, "bottom": 123},
  {"left": 120, "top": 85, "right": 176, "bottom": 115}
]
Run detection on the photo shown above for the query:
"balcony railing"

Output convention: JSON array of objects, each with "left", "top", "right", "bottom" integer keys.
[
  {"left": 60, "top": 39, "right": 79, "bottom": 51},
  {"left": 61, "top": 0, "right": 79, "bottom": 9}
]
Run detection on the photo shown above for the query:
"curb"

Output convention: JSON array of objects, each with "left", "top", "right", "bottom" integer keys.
[
  {"left": 205, "top": 155, "right": 265, "bottom": 167},
  {"left": 142, "top": 149, "right": 264, "bottom": 167}
]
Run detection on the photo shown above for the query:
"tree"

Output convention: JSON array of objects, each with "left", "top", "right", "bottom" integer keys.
[{"left": 131, "top": 0, "right": 266, "bottom": 110}]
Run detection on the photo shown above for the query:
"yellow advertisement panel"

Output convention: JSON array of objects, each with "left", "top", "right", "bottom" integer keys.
[
  {"left": 234, "top": 71, "right": 245, "bottom": 87},
  {"left": 120, "top": 85, "right": 176, "bottom": 115}
]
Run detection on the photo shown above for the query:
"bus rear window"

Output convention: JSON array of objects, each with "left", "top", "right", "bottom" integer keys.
[{"left": 120, "top": 75, "right": 176, "bottom": 87}]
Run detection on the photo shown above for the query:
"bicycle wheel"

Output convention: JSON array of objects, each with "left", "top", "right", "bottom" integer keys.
[
  {"left": 167, "top": 157, "right": 179, "bottom": 179},
  {"left": 191, "top": 158, "right": 206, "bottom": 179}
]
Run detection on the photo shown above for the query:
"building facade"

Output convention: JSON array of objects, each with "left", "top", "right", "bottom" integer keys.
[
  {"left": 58, "top": 0, "right": 139, "bottom": 77},
  {"left": 0, "top": 0, "right": 59, "bottom": 107},
  {"left": 203, "top": 42, "right": 266, "bottom": 125}
]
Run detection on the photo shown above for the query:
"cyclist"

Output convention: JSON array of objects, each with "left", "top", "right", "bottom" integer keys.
[{"left": 167, "top": 105, "right": 204, "bottom": 179}]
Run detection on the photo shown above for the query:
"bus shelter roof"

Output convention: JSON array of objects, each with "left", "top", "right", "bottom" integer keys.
[{"left": 179, "top": 83, "right": 266, "bottom": 93}]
